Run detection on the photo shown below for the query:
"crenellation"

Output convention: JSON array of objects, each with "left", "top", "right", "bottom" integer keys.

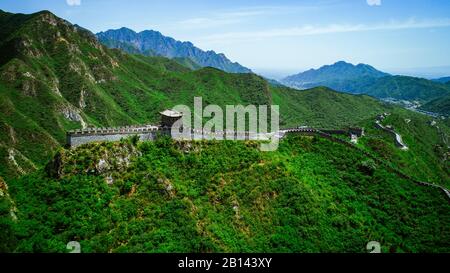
[
  {"left": 65, "top": 119, "right": 450, "bottom": 213},
  {"left": 67, "top": 112, "right": 367, "bottom": 151}
]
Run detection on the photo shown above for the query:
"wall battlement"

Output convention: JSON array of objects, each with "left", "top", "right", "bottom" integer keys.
[
  {"left": 375, "top": 121, "right": 409, "bottom": 150},
  {"left": 67, "top": 125, "right": 280, "bottom": 147},
  {"left": 65, "top": 124, "right": 449, "bottom": 200},
  {"left": 68, "top": 125, "right": 161, "bottom": 136},
  {"left": 67, "top": 125, "right": 364, "bottom": 148},
  {"left": 66, "top": 125, "right": 167, "bottom": 147}
]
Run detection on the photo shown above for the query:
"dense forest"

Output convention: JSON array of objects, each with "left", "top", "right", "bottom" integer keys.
[{"left": 1, "top": 135, "right": 449, "bottom": 253}]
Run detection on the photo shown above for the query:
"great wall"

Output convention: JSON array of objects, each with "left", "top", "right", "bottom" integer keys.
[
  {"left": 67, "top": 125, "right": 163, "bottom": 147},
  {"left": 375, "top": 113, "right": 409, "bottom": 150},
  {"left": 66, "top": 111, "right": 450, "bottom": 201},
  {"left": 66, "top": 126, "right": 362, "bottom": 147}
]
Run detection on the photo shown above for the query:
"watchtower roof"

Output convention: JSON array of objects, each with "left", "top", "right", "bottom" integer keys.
[{"left": 160, "top": 109, "right": 183, "bottom": 118}]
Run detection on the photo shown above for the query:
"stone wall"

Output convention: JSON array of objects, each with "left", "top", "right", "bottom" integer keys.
[
  {"left": 375, "top": 122, "right": 408, "bottom": 150},
  {"left": 66, "top": 125, "right": 449, "bottom": 201},
  {"left": 67, "top": 126, "right": 365, "bottom": 147},
  {"left": 67, "top": 126, "right": 272, "bottom": 147},
  {"left": 320, "top": 129, "right": 348, "bottom": 135},
  {"left": 67, "top": 126, "right": 168, "bottom": 147}
]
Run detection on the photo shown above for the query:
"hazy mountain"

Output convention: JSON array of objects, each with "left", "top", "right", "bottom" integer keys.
[
  {"left": 282, "top": 61, "right": 450, "bottom": 108},
  {"left": 282, "top": 61, "right": 389, "bottom": 90},
  {"left": 354, "top": 75, "right": 450, "bottom": 101},
  {"left": 432, "top": 76, "right": 450, "bottom": 84},
  {"left": 96, "top": 27, "right": 252, "bottom": 73},
  {"left": 0, "top": 9, "right": 394, "bottom": 180}
]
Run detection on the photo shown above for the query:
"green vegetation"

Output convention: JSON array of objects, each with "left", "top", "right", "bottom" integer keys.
[
  {"left": 173, "top": 57, "right": 202, "bottom": 70},
  {"left": 361, "top": 76, "right": 450, "bottom": 102},
  {"left": 0, "top": 9, "right": 414, "bottom": 180},
  {"left": 2, "top": 136, "right": 449, "bottom": 253},
  {"left": 282, "top": 61, "right": 450, "bottom": 116},
  {"left": 0, "top": 10, "right": 449, "bottom": 254},
  {"left": 0, "top": 9, "right": 270, "bottom": 179},
  {"left": 272, "top": 86, "right": 388, "bottom": 128},
  {"left": 421, "top": 95, "right": 450, "bottom": 116},
  {"left": 358, "top": 109, "right": 450, "bottom": 187}
]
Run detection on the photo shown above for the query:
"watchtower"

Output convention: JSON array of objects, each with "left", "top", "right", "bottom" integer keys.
[
  {"left": 160, "top": 109, "right": 183, "bottom": 128},
  {"left": 349, "top": 127, "right": 365, "bottom": 137}
]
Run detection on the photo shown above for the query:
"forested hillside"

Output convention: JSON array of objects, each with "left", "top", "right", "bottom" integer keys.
[
  {"left": 2, "top": 136, "right": 449, "bottom": 253},
  {"left": 0, "top": 9, "right": 402, "bottom": 180},
  {"left": 282, "top": 62, "right": 450, "bottom": 115}
]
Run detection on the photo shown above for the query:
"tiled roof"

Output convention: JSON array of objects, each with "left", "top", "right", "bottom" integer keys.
[{"left": 160, "top": 109, "right": 183, "bottom": 117}]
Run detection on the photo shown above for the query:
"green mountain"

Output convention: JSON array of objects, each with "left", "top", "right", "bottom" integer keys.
[
  {"left": 96, "top": 27, "right": 252, "bottom": 73},
  {"left": 282, "top": 61, "right": 389, "bottom": 89},
  {"left": 282, "top": 62, "right": 450, "bottom": 113},
  {"left": 356, "top": 75, "right": 450, "bottom": 101},
  {"left": 0, "top": 8, "right": 448, "bottom": 185},
  {"left": 172, "top": 57, "right": 202, "bottom": 70},
  {"left": 0, "top": 9, "right": 263, "bottom": 180},
  {"left": 2, "top": 135, "right": 449, "bottom": 253},
  {"left": 0, "top": 10, "right": 449, "bottom": 253},
  {"left": 0, "top": 9, "right": 401, "bottom": 180},
  {"left": 421, "top": 95, "right": 450, "bottom": 116},
  {"left": 359, "top": 109, "right": 450, "bottom": 186},
  {"left": 432, "top": 76, "right": 450, "bottom": 84}
]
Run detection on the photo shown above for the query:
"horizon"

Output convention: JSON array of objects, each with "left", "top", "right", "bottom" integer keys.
[{"left": 1, "top": 0, "right": 450, "bottom": 78}]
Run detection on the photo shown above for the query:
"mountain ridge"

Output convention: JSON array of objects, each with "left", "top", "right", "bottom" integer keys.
[
  {"left": 0, "top": 9, "right": 399, "bottom": 180},
  {"left": 96, "top": 27, "right": 252, "bottom": 74},
  {"left": 281, "top": 61, "right": 450, "bottom": 113},
  {"left": 433, "top": 76, "right": 450, "bottom": 84},
  {"left": 282, "top": 61, "right": 390, "bottom": 90}
]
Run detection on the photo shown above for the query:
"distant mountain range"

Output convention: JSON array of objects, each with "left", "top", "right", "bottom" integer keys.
[
  {"left": 96, "top": 27, "right": 252, "bottom": 74},
  {"left": 0, "top": 9, "right": 395, "bottom": 180},
  {"left": 282, "top": 61, "right": 389, "bottom": 89},
  {"left": 96, "top": 29, "right": 450, "bottom": 115},
  {"left": 281, "top": 61, "right": 450, "bottom": 115},
  {"left": 432, "top": 76, "right": 450, "bottom": 84}
]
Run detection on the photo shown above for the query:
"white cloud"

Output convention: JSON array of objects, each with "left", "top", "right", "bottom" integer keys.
[
  {"left": 177, "top": 17, "right": 241, "bottom": 29},
  {"left": 198, "top": 18, "right": 450, "bottom": 44},
  {"left": 66, "top": 0, "right": 81, "bottom": 6},
  {"left": 176, "top": 8, "right": 271, "bottom": 29},
  {"left": 367, "top": 0, "right": 381, "bottom": 6},
  {"left": 174, "top": 5, "right": 317, "bottom": 30}
]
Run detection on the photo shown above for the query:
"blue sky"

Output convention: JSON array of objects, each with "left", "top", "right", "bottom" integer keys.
[{"left": 1, "top": 0, "right": 450, "bottom": 78}]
